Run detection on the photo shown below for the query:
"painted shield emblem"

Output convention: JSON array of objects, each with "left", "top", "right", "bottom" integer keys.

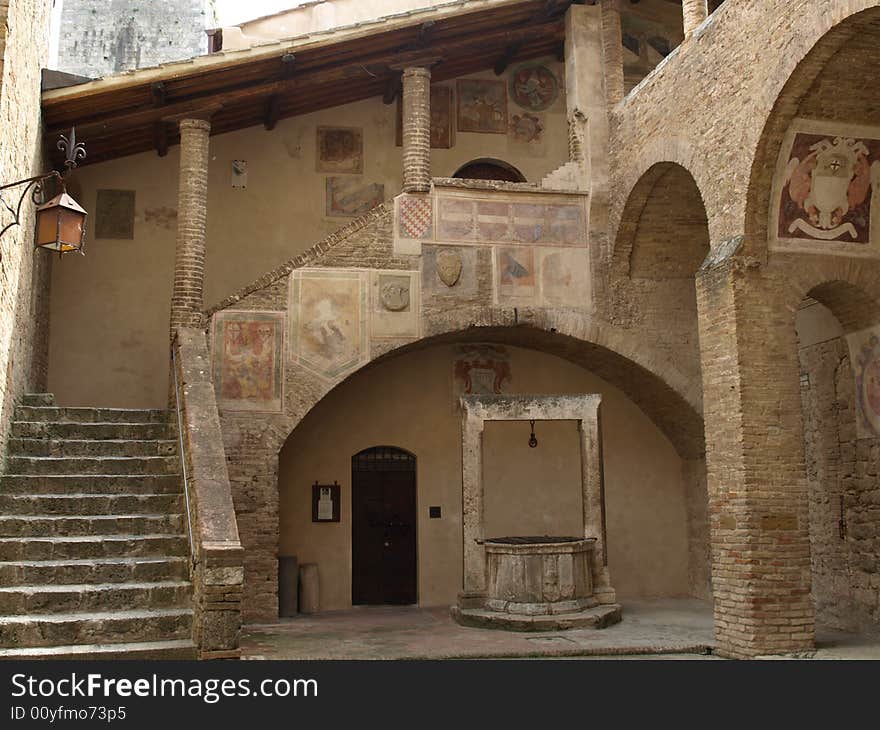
[{"left": 436, "top": 250, "right": 463, "bottom": 288}]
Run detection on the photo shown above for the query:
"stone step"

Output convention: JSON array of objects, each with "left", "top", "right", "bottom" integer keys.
[
  {"left": 0, "top": 493, "right": 184, "bottom": 516},
  {"left": 11, "top": 420, "right": 176, "bottom": 440},
  {"left": 0, "top": 514, "right": 185, "bottom": 538},
  {"left": 19, "top": 394, "right": 55, "bottom": 407},
  {"left": 0, "top": 580, "right": 191, "bottom": 613},
  {"left": 13, "top": 406, "right": 169, "bottom": 424},
  {"left": 8, "top": 438, "right": 177, "bottom": 458},
  {"left": 6, "top": 455, "right": 179, "bottom": 475},
  {"left": 0, "top": 638, "right": 197, "bottom": 660},
  {"left": 0, "top": 556, "right": 190, "bottom": 585},
  {"left": 0, "top": 473, "right": 182, "bottom": 494},
  {"left": 0, "top": 608, "right": 193, "bottom": 648},
  {"left": 0, "top": 534, "right": 189, "bottom": 560}
]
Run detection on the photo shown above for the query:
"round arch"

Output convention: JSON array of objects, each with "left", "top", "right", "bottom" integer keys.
[
  {"left": 271, "top": 313, "right": 706, "bottom": 463},
  {"left": 743, "top": 5, "right": 880, "bottom": 259},
  {"left": 452, "top": 158, "right": 527, "bottom": 183},
  {"left": 611, "top": 159, "right": 710, "bottom": 278}
]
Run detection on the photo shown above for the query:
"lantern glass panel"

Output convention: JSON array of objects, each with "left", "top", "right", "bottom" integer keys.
[
  {"left": 57, "top": 207, "right": 86, "bottom": 252},
  {"left": 35, "top": 207, "right": 60, "bottom": 250}
]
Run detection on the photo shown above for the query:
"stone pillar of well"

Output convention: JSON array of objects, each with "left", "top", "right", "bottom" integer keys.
[
  {"left": 459, "top": 406, "right": 486, "bottom": 607},
  {"left": 683, "top": 0, "right": 708, "bottom": 38},
  {"left": 579, "top": 401, "right": 615, "bottom": 604},
  {"left": 170, "top": 117, "right": 212, "bottom": 339},
  {"left": 598, "top": 0, "right": 624, "bottom": 107},
  {"left": 696, "top": 250, "right": 815, "bottom": 658},
  {"left": 401, "top": 66, "right": 431, "bottom": 193}
]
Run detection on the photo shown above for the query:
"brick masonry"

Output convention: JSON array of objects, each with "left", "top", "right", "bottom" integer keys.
[{"left": 0, "top": 0, "right": 53, "bottom": 466}]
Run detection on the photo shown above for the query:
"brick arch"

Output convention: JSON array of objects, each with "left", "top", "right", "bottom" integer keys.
[
  {"left": 776, "top": 256, "right": 880, "bottom": 333},
  {"left": 610, "top": 158, "right": 710, "bottom": 278},
  {"left": 273, "top": 310, "right": 704, "bottom": 461},
  {"left": 743, "top": 3, "right": 880, "bottom": 259}
]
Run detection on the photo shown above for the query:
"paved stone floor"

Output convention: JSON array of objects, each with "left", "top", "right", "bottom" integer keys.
[
  {"left": 241, "top": 599, "right": 880, "bottom": 660},
  {"left": 242, "top": 599, "right": 717, "bottom": 660}
]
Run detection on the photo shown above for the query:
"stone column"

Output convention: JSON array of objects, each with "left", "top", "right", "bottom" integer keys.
[
  {"left": 579, "top": 401, "right": 615, "bottom": 604},
  {"left": 170, "top": 117, "right": 211, "bottom": 338},
  {"left": 696, "top": 253, "right": 815, "bottom": 658},
  {"left": 401, "top": 66, "right": 431, "bottom": 193},
  {"left": 460, "top": 406, "right": 485, "bottom": 604},
  {"left": 598, "top": 0, "right": 624, "bottom": 106},
  {"left": 683, "top": 0, "right": 708, "bottom": 38}
]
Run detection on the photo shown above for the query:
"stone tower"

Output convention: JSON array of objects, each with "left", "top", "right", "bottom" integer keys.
[{"left": 55, "top": 0, "right": 216, "bottom": 79}]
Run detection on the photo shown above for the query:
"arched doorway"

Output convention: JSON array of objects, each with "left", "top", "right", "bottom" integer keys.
[
  {"left": 452, "top": 158, "right": 527, "bottom": 182},
  {"left": 351, "top": 446, "right": 417, "bottom": 605}
]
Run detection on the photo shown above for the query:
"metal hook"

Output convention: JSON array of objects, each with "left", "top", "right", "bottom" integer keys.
[{"left": 528, "top": 419, "right": 538, "bottom": 448}]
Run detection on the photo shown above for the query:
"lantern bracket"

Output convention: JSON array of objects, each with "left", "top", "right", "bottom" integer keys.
[
  {"left": 0, "top": 171, "right": 64, "bottom": 241},
  {"left": 0, "top": 128, "right": 86, "bottom": 257}
]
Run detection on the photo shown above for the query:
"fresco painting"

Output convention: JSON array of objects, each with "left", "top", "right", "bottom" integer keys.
[
  {"left": 326, "top": 177, "right": 385, "bottom": 217},
  {"left": 212, "top": 311, "right": 284, "bottom": 412},
  {"left": 846, "top": 326, "right": 880, "bottom": 438},
  {"left": 772, "top": 120, "right": 880, "bottom": 256},
  {"left": 457, "top": 79, "right": 507, "bottom": 134},
  {"left": 453, "top": 344, "right": 512, "bottom": 396},
  {"left": 435, "top": 192, "right": 586, "bottom": 247},
  {"left": 289, "top": 270, "right": 367, "bottom": 380},
  {"left": 508, "top": 64, "right": 558, "bottom": 112},
  {"left": 316, "top": 126, "right": 363, "bottom": 173}
]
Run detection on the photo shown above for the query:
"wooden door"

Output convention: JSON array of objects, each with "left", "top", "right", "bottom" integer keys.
[{"left": 351, "top": 448, "right": 417, "bottom": 605}]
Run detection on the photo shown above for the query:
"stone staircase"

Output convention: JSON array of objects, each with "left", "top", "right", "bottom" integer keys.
[{"left": 0, "top": 394, "right": 196, "bottom": 659}]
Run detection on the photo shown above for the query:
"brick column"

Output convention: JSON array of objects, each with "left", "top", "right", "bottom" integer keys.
[
  {"left": 696, "top": 255, "right": 815, "bottom": 658},
  {"left": 401, "top": 66, "right": 431, "bottom": 193},
  {"left": 598, "top": 0, "right": 624, "bottom": 106},
  {"left": 683, "top": 0, "right": 708, "bottom": 38},
  {"left": 170, "top": 117, "right": 211, "bottom": 338}
]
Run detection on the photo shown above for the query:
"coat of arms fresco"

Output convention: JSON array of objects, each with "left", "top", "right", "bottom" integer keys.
[
  {"left": 772, "top": 120, "right": 880, "bottom": 256},
  {"left": 212, "top": 311, "right": 284, "bottom": 412}
]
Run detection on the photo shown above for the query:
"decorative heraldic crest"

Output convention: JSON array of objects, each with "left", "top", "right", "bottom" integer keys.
[
  {"left": 436, "top": 249, "right": 463, "bottom": 288},
  {"left": 772, "top": 120, "right": 880, "bottom": 256}
]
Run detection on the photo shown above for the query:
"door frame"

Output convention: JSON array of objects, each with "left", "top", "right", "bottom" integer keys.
[{"left": 350, "top": 445, "right": 418, "bottom": 606}]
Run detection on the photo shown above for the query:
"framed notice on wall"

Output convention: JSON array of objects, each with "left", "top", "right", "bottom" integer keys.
[{"left": 312, "top": 482, "right": 341, "bottom": 522}]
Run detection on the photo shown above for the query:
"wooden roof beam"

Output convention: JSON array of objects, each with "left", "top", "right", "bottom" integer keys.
[{"left": 264, "top": 94, "right": 281, "bottom": 130}]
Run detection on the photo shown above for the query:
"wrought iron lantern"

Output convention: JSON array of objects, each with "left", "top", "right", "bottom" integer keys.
[{"left": 0, "top": 128, "right": 87, "bottom": 259}]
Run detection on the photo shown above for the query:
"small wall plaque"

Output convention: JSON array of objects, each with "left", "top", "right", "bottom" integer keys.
[
  {"left": 429, "top": 506, "right": 442, "bottom": 519},
  {"left": 312, "top": 481, "right": 341, "bottom": 522}
]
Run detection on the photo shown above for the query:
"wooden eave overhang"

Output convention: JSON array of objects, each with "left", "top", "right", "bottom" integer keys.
[{"left": 43, "top": 0, "right": 578, "bottom": 167}]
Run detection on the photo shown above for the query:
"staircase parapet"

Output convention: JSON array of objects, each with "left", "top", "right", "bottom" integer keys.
[{"left": 172, "top": 327, "right": 244, "bottom": 659}]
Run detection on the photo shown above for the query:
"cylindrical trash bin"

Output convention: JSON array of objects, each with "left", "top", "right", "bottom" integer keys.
[
  {"left": 299, "top": 563, "right": 319, "bottom": 614},
  {"left": 278, "top": 556, "right": 299, "bottom": 617}
]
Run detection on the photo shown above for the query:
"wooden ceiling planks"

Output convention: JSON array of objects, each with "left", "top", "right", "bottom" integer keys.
[{"left": 44, "top": 0, "right": 573, "bottom": 167}]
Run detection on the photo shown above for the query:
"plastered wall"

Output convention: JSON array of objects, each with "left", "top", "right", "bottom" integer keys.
[
  {"left": 47, "top": 59, "right": 569, "bottom": 408},
  {"left": 278, "top": 344, "right": 692, "bottom": 611}
]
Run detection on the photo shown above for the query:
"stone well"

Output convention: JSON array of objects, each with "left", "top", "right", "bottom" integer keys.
[{"left": 485, "top": 536, "right": 597, "bottom": 615}]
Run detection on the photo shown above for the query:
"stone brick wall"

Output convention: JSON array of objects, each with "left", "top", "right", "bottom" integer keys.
[
  {"left": 56, "top": 0, "right": 213, "bottom": 79},
  {"left": 0, "top": 0, "right": 53, "bottom": 464},
  {"left": 610, "top": 0, "right": 880, "bottom": 258},
  {"left": 799, "top": 335, "right": 880, "bottom": 631}
]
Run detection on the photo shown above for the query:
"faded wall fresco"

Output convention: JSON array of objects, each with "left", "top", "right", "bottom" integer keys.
[
  {"left": 846, "top": 325, "right": 880, "bottom": 439},
  {"left": 289, "top": 269, "right": 368, "bottom": 380},
  {"left": 395, "top": 186, "right": 590, "bottom": 310},
  {"left": 212, "top": 310, "right": 284, "bottom": 413},
  {"left": 771, "top": 119, "right": 880, "bottom": 257}
]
